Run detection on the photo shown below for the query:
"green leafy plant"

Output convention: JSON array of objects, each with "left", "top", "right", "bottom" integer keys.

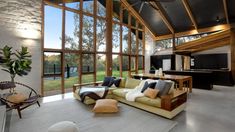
[{"left": 0, "top": 45, "right": 32, "bottom": 82}]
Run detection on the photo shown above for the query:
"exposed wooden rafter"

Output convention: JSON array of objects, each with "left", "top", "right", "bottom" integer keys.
[
  {"left": 150, "top": 1, "right": 174, "bottom": 34},
  {"left": 182, "top": 0, "right": 198, "bottom": 30},
  {"left": 121, "top": 0, "right": 156, "bottom": 38},
  {"left": 155, "top": 24, "right": 231, "bottom": 40},
  {"left": 223, "top": 0, "right": 229, "bottom": 24}
]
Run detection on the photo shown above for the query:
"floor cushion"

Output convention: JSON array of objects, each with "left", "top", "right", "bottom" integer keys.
[
  {"left": 92, "top": 99, "right": 119, "bottom": 113},
  {"left": 48, "top": 121, "right": 79, "bottom": 132},
  {"left": 6, "top": 93, "right": 27, "bottom": 104}
]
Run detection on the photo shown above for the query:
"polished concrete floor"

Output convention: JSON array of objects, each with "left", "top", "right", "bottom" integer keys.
[
  {"left": 41, "top": 85, "right": 235, "bottom": 132},
  {"left": 171, "top": 85, "right": 235, "bottom": 132}
]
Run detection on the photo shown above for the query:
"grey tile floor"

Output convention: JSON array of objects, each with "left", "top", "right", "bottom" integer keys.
[{"left": 171, "top": 85, "right": 235, "bottom": 132}]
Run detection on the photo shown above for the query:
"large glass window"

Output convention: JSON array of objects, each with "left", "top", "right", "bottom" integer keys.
[
  {"left": 64, "top": 53, "right": 79, "bottom": 90},
  {"left": 131, "top": 30, "right": 137, "bottom": 55},
  {"left": 122, "top": 56, "right": 129, "bottom": 78},
  {"left": 83, "top": 0, "right": 94, "bottom": 14},
  {"left": 82, "top": 54, "right": 94, "bottom": 73},
  {"left": 44, "top": 6, "right": 62, "bottom": 49},
  {"left": 97, "top": 0, "right": 106, "bottom": 17},
  {"left": 44, "top": 52, "right": 61, "bottom": 75},
  {"left": 96, "top": 54, "right": 106, "bottom": 81},
  {"left": 65, "top": 11, "right": 80, "bottom": 50},
  {"left": 112, "top": 55, "right": 120, "bottom": 77},
  {"left": 122, "top": 26, "right": 129, "bottom": 54},
  {"left": 96, "top": 19, "right": 106, "bottom": 52},
  {"left": 65, "top": 0, "right": 80, "bottom": 10},
  {"left": 112, "top": 24, "right": 120, "bottom": 53},
  {"left": 82, "top": 15, "right": 94, "bottom": 51}
]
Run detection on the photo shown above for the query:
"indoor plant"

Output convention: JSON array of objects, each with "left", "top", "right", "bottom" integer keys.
[{"left": 0, "top": 45, "right": 32, "bottom": 83}]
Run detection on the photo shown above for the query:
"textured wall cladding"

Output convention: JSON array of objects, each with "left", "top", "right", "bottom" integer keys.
[
  {"left": 0, "top": 0, "right": 42, "bottom": 94},
  {"left": 0, "top": 0, "right": 41, "bottom": 31}
]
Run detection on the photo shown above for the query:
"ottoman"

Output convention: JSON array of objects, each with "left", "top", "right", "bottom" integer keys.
[
  {"left": 48, "top": 121, "right": 79, "bottom": 132},
  {"left": 92, "top": 99, "right": 119, "bottom": 113}
]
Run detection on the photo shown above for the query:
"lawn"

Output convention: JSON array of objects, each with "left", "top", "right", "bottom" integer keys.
[{"left": 43, "top": 70, "right": 130, "bottom": 91}]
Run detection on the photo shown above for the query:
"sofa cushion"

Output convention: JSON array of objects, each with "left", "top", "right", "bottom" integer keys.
[
  {"left": 141, "top": 82, "right": 157, "bottom": 93},
  {"left": 119, "top": 78, "right": 126, "bottom": 88},
  {"left": 144, "top": 88, "right": 159, "bottom": 99},
  {"left": 112, "top": 88, "right": 131, "bottom": 98},
  {"left": 125, "top": 78, "right": 141, "bottom": 89},
  {"left": 155, "top": 80, "right": 173, "bottom": 97},
  {"left": 135, "top": 96, "right": 161, "bottom": 108},
  {"left": 113, "top": 79, "right": 121, "bottom": 87}
]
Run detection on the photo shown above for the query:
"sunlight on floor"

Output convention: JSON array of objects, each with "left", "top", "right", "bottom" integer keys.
[{"left": 42, "top": 92, "right": 74, "bottom": 103}]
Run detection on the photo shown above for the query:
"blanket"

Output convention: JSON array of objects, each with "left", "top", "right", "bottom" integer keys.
[
  {"left": 125, "top": 80, "right": 146, "bottom": 101},
  {"left": 79, "top": 86, "right": 109, "bottom": 103}
]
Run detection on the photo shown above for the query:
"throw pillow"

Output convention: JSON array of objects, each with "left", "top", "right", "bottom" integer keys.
[
  {"left": 102, "top": 77, "right": 115, "bottom": 87},
  {"left": 141, "top": 81, "right": 149, "bottom": 93},
  {"left": 6, "top": 93, "right": 27, "bottom": 104},
  {"left": 148, "top": 82, "right": 157, "bottom": 88},
  {"left": 113, "top": 78, "right": 121, "bottom": 87},
  {"left": 155, "top": 80, "right": 173, "bottom": 97},
  {"left": 144, "top": 88, "right": 159, "bottom": 99},
  {"left": 92, "top": 99, "right": 119, "bottom": 113},
  {"left": 125, "top": 78, "right": 141, "bottom": 88}
]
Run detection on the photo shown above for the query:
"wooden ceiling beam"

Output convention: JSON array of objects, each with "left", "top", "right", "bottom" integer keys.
[
  {"left": 223, "top": 0, "right": 229, "bottom": 24},
  {"left": 121, "top": 0, "right": 156, "bottom": 38},
  {"left": 182, "top": 0, "right": 198, "bottom": 30},
  {"left": 150, "top": 1, "right": 174, "bottom": 34},
  {"left": 155, "top": 24, "right": 231, "bottom": 40}
]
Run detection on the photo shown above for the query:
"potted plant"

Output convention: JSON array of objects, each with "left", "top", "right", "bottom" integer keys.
[{"left": 0, "top": 45, "right": 32, "bottom": 84}]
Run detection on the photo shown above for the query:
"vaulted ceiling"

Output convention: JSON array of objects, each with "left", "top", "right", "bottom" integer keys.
[{"left": 125, "top": 0, "right": 234, "bottom": 39}]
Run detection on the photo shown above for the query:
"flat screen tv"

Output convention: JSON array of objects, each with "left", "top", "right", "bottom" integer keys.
[{"left": 193, "top": 54, "right": 228, "bottom": 69}]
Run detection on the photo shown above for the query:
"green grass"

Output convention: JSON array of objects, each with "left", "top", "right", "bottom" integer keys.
[{"left": 44, "top": 70, "right": 124, "bottom": 91}]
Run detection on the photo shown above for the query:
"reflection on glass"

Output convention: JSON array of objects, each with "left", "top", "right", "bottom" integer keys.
[
  {"left": 65, "top": 0, "right": 80, "bottom": 10},
  {"left": 64, "top": 53, "right": 79, "bottom": 89},
  {"left": 97, "top": 54, "right": 106, "bottom": 81},
  {"left": 44, "top": 52, "right": 61, "bottom": 75},
  {"left": 131, "top": 30, "right": 137, "bottom": 55},
  {"left": 44, "top": 6, "right": 62, "bottom": 49},
  {"left": 97, "top": 0, "right": 106, "bottom": 17},
  {"left": 122, "top": 26, "right": 129, "bottom": 53},
  {"left": 112, "top": 24, "right": 120, "bottom": 53},
  {"left": 97, "top": 19, "right": 106, "bottom": 52},
  {"left": 82, "top": 54, "right": 94, "bottom": 73},
  {"left": 83, "top": 0, "right": 94, "bottom": 14},
  {"left": 82, "top": 15, "right": 94, "bottom": 51},
  {"left": 65, "top": 11, "right": 79, "bottom": 50},
  {"left": 112, "top": 55, "right": 120, "bottom": 77}
]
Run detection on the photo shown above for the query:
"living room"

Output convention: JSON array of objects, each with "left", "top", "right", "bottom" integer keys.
[{"left": 0, "top": 0, "right": 235, "bottom": 132}]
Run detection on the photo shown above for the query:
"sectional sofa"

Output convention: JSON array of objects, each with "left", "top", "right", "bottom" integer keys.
[{"left": 73, "top": 78, "right": 187, "bottom": 119}]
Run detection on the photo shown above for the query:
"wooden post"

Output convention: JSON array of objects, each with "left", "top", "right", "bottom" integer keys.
[{"left": 106, "top": 0, "right": 113, "bottom": 76}]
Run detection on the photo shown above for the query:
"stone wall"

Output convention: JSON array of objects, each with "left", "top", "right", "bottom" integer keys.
[{"left": 0, "top": 0, "right": 42, "bottom": 93}]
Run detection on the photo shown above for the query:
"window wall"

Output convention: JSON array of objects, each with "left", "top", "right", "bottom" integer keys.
[{"left": 43, "top": 0, "right": 145, "bottom": 96}]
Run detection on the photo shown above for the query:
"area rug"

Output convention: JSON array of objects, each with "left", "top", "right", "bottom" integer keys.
[{"left": 7, "top": 99, "right": 177, "bottom": 132}]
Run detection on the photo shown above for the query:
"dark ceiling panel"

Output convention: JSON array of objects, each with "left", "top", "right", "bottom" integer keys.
[
  {"left": 188, "top": 0, "right": 226, "bottom": 28},
  {"left": 128, "top": 0, "right": 171, "bottom": 35},
  {"left": 160, "top": 0, "right": 193, "bottom": 32},
  {"left": 227, "top": 0, "right": 235, "bottom": 22}
]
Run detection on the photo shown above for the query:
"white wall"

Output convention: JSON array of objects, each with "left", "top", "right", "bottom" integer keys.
[{"left": 0, "top": 0, "right": 42, "bottom": 93}]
